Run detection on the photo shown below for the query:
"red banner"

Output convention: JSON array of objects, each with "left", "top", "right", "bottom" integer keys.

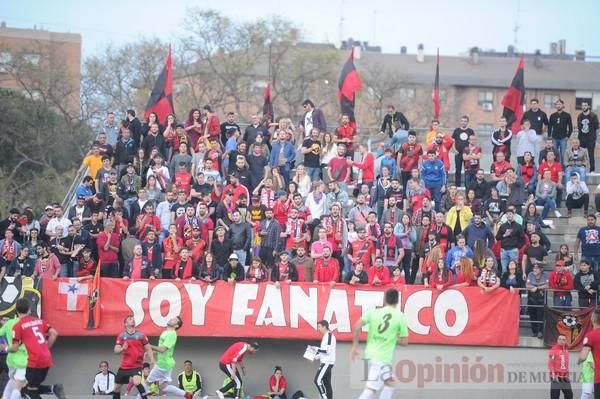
[{"left": 42, "top": 279, "right": 520, "bottom": 346}]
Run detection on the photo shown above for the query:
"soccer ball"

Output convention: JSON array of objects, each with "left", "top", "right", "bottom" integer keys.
[{"left": 0, "top": 276, "right": 22, "bottom": 316}]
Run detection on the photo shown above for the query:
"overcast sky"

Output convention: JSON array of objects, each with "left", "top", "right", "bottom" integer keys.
[{"left": 2, "top": 0, "right": 600, "bottom": 59}]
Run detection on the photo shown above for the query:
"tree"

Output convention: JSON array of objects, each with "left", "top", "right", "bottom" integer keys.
[
  {"left": 0, "top": 89, "right": 91, "bottom": 210},
  {"left": 81, "top": 38, "right": 168, "bottom": 125}
]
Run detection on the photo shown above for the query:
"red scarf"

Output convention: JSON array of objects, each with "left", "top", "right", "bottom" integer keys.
[{"left": 175, "top": 258, "right": 194, "bottom": 279}]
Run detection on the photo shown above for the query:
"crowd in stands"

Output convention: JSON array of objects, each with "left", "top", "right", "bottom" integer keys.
[{"left": 1, "top": 98, "right": 600, "bottom": 338}]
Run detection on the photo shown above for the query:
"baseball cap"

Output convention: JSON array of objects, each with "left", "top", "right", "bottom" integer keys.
[
  {"left": 229, "top": 253, "right": 239, "bottom": 261},
  {"left": 45, "top": 205, "right": 53, "bottom": 211}
]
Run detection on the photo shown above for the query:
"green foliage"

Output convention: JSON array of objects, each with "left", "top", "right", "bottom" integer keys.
[{"left": 0, "top": 89, "right": 91, "bottom": 212}]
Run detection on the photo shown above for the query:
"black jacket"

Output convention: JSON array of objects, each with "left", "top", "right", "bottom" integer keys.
[
  {"left": 574, "top": 270, "right": 600, "bottom": 299},
  {"left": 270, "top": 262, "right": 299, "bottom": 282},
  {"left": 211, "top": 238, "right": 233, "bottom": 267},
  {"left": 223, "top": 262, "right": 245, "bottom": 281},
  {"left": 495, "top": 220, "right": 525, "bottom": 250}
]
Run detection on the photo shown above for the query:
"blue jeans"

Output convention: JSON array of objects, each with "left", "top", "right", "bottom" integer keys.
[
  {"left": 59, "top": 261, "right": 79, "bottom": 277},
  {"left": 553, "top": 138, "right": 567, "bottom": 167},
  {"left": 464, "top": 170, "right": 476, "bottom": 190},
  {"left": 566, "top": 165, "right": 586, "bottom": 182},
  {"left": 124, "top": 197, "right": 137, "bottom": 216},
  {"left": 425, "top": 182, "right": 443, "bottom": 212},
  {"left": 535, "top": 197, "right": 556, "bottom": 219},
  {"left": 387, "top": 129, "right": 408, "bottom": 152},
  {"left": 582, "top": 255, "right": 600, "bottom": 273},
  {"left": 553, "top": 294, "right": 572, "bottom": 310},
  {"left": 500, "top": 248, "right": 519, "bottom": 275},
  {"left": 305, "top": 166, "right": 321, "bottom": 182}
]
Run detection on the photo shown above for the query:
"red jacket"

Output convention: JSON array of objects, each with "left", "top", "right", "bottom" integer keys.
[
  {"left": 313, "top": 257, "right": 340, "bottom": 282},
  {"left": 352, "top": 153, "right": 375, "bottom": 183},
  {"left": 368, "top": 266, "right": 390, "bottom": 286},
  {"left": 549, "top": 269, "right": 574, "bottom": 296},
  {"left": 548, "top": 344, "right": 569, "bottom": 378}
]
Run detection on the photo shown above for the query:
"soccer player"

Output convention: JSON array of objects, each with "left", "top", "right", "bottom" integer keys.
[
  {"left": 111, "top": 315, "right": 154, "bottom": 399},
  {"left": 216, "top": 341, "right": 259, "bottom": 399},
  {"left": 1, "top": 313, "right": 28, "bottom": 399},
  {"left": 312, "top": 320, "right": 336, "bottom": 399},
  {"left": 7, "top": 298, "right": 64, "bottom": 399},
  {"left": 146, "top": 316, "right": 197, "bottom": 399},
  {"left": 351, "top": 288, "right": 409, "bottom": 399}
]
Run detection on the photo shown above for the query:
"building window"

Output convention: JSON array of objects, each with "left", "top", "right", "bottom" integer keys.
[
  {"left": 576, "top": 97, "right": 593, "bottom": 110},
  {"left": 0, "top": 52, "right": 11, "bottom": 73},
  {"left": 544, "top": 93, "right": 560, "bottom": 108},
  {"left": 478, "top": 91, "right": 493, "bottom": 111},
  {"left": 22, "top": 53, "right": 40, "bottom": 65},
  {"left": 399, "top": 88, "right": 415, "bottom": 100},
  {"left": 477, "top": 124, "right": 494, "bottom": 133}
]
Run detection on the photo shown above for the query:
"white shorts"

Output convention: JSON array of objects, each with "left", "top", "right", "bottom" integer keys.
[
  {"left": 9, "top": 367, "right": 27, "bottom": 382},
  {"left": 147, "top": 365, "right": 172, "bottom": 384},
  {"left": 365, "top": 360, "right": 394, "bottom": 391},
  {"left": 581, "top": 382, "right": 594, "bottom": 399}
]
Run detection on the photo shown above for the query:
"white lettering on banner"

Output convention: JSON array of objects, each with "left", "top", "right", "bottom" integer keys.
[
  {"left": 323, "top": 289, "right": 351, "bottom": 332},
  {"left": 125, "top": 281, "right": 149, "bottom": 326},
  {"left": 289, "top": 285, "right": 318, "bottom": 329},
  {"left": 149, "top": 282, "right": 182, "bottom": 327},
  {"left": 256, "top": 284, "right": 286, "bottom": 326},
  {"left": 122, "top": 282, "right": 470, "bottom": 337},
  {"left": 403, "top": 289, "right": 432, "bottom": 335},
  {"left": 354, "top": 290, "right": 384, "bottom": 332},
  {"left": 183, "top": 283, "right": 215, "bottom": 325},
  {"left": 231, "top": 284, "right": 258, "bottom": 325},
  {"left": 434, "top": 290, "right": 469, "bottom": 336}
]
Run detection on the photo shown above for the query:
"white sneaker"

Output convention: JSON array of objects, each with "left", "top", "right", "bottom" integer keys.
[
  {"left": 192, "top": 391, "right": 203, "bottom": 399},
  {"left": 554, "top": 210, "right": 562, "bottom": 218},
  {"left": 216, "top": 390, "right": 225, "bottom": 399}
]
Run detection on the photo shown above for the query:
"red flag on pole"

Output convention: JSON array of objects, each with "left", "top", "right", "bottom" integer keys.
[
  {"left": 262, "top": 81, "right": 274, "bottom": 123},
  {"left": 144, "top": 45, "right": 174, "bottom": 123},
  {"left": 83, "top": 261, "right": 101, "bottom": 329},
  {"left": 337, "top": 48, "right": 363, "bottom": 123},
  {"left": 501, "top": 56, "right": 525, "bottom": 134},
  {"left": 432, "top": 48, "right": 440, "bottom": 119}
]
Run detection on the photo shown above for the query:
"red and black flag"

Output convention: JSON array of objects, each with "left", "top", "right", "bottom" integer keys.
[
  {"left": 84, "top": 261, "right": 101, "bottom": 329},
  {"left": 432, "top": 48, "right": 440, "bottom": 119},
  {"left": 543, "top": 306, "right": 593, "bottom": 349},
  {"left": 501, "top": 56, "right": 525, "bottom": 134},
  {"left": 144, "top": 45, "right": 174, "bottom": 123},
  {"left": 337, "top": 48, "right": 362, "bottom": 122},
  {"left": 262, "top": 81, "right": 274, "bottom": 123}
]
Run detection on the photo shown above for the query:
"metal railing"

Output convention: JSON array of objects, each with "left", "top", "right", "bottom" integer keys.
[
  {"left": 61, "top": 166, "right": 89, "bottom": 210},
  {"left": 517, "top": 287, "right": 591, "bottom": 335}
]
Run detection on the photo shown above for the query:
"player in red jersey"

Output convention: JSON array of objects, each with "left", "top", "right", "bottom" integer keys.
[
  {"left": 111, "top": 315, "right": 154, "bottom": 399},
  {"left": 580, "top": 309, "right": 600, "bottom": 398},
  {"left": 7, "top": 298, "right": 64, "bottom": 399},
  {"left": 215, "top": 341, "right": 259, "bottom": 399}
]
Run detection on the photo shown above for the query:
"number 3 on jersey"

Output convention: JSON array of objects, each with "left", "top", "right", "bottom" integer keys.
[{"left": 377, "top": 313, "right": 392, "bottom": 334}]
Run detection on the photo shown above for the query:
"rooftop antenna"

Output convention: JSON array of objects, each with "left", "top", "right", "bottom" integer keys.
[{"left": 513, "top": 0, "right": 521, "bottom": 49}]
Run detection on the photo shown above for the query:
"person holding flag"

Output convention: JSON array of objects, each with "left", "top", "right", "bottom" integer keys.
[{"left": 351, "top": 288, "right": 409, "bottom": 399}]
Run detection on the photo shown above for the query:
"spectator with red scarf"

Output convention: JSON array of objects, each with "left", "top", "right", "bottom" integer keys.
[
  {"left": 376, "top": 223, "right": 399, "bottom": 269},
  {"left": 431, "top": 258, "right": 453, "bottom": 291},
  {"left": 185, "top": 227, "right": 206, "bottom": 264},
  {"left": 518, "top": 151, "right": 537, "bottom": 195},
  {"left": 271, "top": 251, "right": 299, "bottom": 285},
  {"left": 162, "top": 224, "right": 183, "bottom": 279}
]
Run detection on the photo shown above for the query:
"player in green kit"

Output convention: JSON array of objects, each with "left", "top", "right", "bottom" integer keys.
[
  {"left": 351, "top": 288, "right": 409, "bottom": 399},
  {"left": 146, "top": 316, "right": 199, "bottom": 399},
  {"left": 0, "top": 316, "right": 28, "bottom": 399}
]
